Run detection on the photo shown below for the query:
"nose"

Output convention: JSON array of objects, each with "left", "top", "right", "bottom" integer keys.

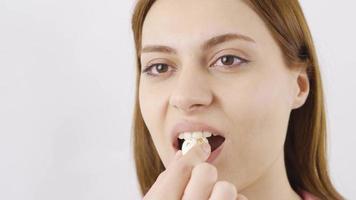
[{"left": 169, "top": 67, "right": 213, "bottom": 114}]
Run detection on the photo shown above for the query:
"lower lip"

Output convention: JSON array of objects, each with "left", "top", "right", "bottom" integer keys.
[{"left": 207, "top": 142, "right": 224, "bottom": 163}]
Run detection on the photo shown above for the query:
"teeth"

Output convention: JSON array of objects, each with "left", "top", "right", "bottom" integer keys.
[
  {"left": 184, "top": 132, "right": 192, "bottom": 140},
  {"left": 203, "top": 131, "right": 212, "bottom": 137},
  {"left": 177, "top": 131, "right": 213, "bottom": 155},
  {"left": 178, "top": 131, "right": 213, "bottom": 140},
  {"left": 192, "top": 132, "right": 202, "bottom": 138}
]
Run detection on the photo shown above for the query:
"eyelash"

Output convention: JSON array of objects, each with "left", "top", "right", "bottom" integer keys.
[{"left": 142, "top": 55, "right": 249, "bottom": 77}]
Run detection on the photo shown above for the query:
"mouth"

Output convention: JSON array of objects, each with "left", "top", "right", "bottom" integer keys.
[
  {"left": 174, "top": 132, "right": 226, "bottom": 153},
  {"left": 170, "top": 121, "right": 227, "bottom": 156}
]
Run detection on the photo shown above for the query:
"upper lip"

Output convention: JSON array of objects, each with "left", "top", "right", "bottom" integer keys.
[{"left": 170, "top": 120, "right": 226, "bottom": 150}]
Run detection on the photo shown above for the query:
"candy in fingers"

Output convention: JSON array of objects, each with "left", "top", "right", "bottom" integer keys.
[{"left": 182, "top": 136, "right": 209, "bottom": 155}]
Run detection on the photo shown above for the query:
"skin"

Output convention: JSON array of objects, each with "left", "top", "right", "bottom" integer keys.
[{"left": 139, "top": 0, "right": 309, "bottom": 199}]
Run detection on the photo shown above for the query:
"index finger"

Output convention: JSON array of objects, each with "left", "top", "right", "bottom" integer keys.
[{"left": 163, "top": 143, "right": 211, "bottom": 198}]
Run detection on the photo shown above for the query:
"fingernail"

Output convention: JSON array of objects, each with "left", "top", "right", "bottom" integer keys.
[{"left": 202, "top": 143, "right": 211, "bottom": 154}]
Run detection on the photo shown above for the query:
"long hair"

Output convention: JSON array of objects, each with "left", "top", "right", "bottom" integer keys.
[{"left": 130, "top": 0, "right": 343, "bottom": 199}]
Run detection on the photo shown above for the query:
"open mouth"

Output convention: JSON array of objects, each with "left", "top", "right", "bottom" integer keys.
[{"left": 177, "top": 134, "right": 225, "bottom": 152}]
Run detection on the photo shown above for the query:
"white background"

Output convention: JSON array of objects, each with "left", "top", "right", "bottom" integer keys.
[{"left": 0, "top": 0, "right": 355, "bottom": 199}]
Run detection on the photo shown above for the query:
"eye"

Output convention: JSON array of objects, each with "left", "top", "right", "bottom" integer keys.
[
  {"left": 142, "top": 63, "right": 174, "bottom": 76},
  {"left": 211, "top": 55, "right": 248, "bottom": 68}
]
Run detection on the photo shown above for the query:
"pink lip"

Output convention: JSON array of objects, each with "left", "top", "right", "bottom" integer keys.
[{"left": 170, "top": 120, "right": 226, "bottom": 151}]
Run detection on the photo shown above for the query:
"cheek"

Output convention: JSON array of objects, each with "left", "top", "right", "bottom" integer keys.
[
  {"left": 217, "top": 70, "right": 292, "bottom": 185},
  {"left": 139, "top": 79, "right": 168, "bottom": 126},
  {"left": 139, "top": 82, "right": 171, "bottom": 165},
  {"left": 218, "top": 69, "right": 292, "bottom": 134},
  {"left": 224, "top": 77, "right": 290, "bottom": 147}
]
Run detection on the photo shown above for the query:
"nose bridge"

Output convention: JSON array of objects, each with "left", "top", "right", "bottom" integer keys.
[{"left": 169, "top": 61, "right": 213, "bottom": 113}]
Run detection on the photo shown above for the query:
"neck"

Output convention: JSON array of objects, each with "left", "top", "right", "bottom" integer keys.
[{"left": 240, "top": 152, "right": 302, "bottom": 200}]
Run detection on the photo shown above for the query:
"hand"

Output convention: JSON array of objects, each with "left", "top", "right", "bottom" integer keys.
[{"left": 143, "top": 143, "right": 248, "bottom": 200}]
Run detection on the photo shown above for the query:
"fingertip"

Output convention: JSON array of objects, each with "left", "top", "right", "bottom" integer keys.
[
  {"left": 182, "top": 143, "right": 210, "bottom": 161},
  {"left": 193, "top": 143, "right": 211, "bottom": 161},
  {"left": 237, "top": 194, "right": 248, "bottom": 200},
  {"left": 167, "top": 150, "right": 183, "bottom": 169},
  {"left": 175, "top": 150, "right": 182, "bottom": 159},
  {"left": 201, "top": 142, "right": 211, "bottom": 155}
]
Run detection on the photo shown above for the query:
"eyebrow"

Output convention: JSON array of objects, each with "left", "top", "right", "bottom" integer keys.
[{"left": 140, "top": 33, "right": 256, "bottom": 55}]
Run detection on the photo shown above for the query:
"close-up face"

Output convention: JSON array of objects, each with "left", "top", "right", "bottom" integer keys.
[{"left": 139, "top": 0, "right": 306, "bottom": 190}]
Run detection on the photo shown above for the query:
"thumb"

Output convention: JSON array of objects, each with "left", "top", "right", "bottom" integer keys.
[
  {"left": 237, "top": 194, "right": 248, "bottom": 200},
  {"left": 179, "top": 142, "right": 211, "bottom": 165}
]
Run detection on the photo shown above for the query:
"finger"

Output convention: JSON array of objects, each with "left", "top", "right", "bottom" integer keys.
[
  {"left": 178, "top": 142, "right": 211, "bottom": 166},
  {"left": 152, "top": 150, "right": 183, "bottom": 187},
  {"left": 236, "top": 194, "right": 248, "bottom": 200},
  {"left": 177, "top": 150, "right": 183, "bottom": 155},
  {"left": 174, "top": 150, "right": 183, "bottom": 160},
  {"left": 182, "top": 162, "right": 217, "bottom": 200},
  {"left": 209, "top": 181, "right": 237, "bottom": 200},
  {"left": 167, "top": 150, "right": 183, "bottom": 169},
  {"left": 162, "top": 143, "right": 211, "bottom": 198}
]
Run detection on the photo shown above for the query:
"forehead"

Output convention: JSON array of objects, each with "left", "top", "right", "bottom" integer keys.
[{"left": 141, "top": 0, "right": 270, "bottom": 49}]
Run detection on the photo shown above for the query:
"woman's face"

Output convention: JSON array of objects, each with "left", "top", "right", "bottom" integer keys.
[{"left": 139, "top": 0, "right": 308, "bottom": 190}]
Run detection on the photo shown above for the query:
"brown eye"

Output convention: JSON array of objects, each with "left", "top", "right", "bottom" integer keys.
[
  {"left": 142, "top": 63, "right": 173, "bottom": 76},
  {"left": 212, "top": 54, "right": 248, "bottom": 69},
  {"left": 221, "top": 55, "right": 235, "bottom": 65},
  {"left": 155, "top": 64, "right": 169, "bottom": 73}
]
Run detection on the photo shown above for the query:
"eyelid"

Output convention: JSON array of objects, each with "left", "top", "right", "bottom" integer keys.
[{"left": 144, "top": 58, "right": 176, "bottom": 68}]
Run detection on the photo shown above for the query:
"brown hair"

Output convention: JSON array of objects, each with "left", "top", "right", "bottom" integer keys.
[{"left": 130, "top": 0, "right": 344, "bottom": 199}]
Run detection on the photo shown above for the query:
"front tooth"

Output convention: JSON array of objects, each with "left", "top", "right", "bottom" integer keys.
[
  {"left": 203, "top": 131, "right": 212, "bottom": 137},
  {"left": 183, "top": 132, "right": 192, "bottom": 140},
  {"left": 178, "top": 133, "right": 185, "bottom": 139},
  {"left": 192, "top": 131, "right": 203, "bottom": 138}
]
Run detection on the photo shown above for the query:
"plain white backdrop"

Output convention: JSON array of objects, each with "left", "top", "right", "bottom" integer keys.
[{"left": 0, "top": 0, "right": 355, "bottom": 199}]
